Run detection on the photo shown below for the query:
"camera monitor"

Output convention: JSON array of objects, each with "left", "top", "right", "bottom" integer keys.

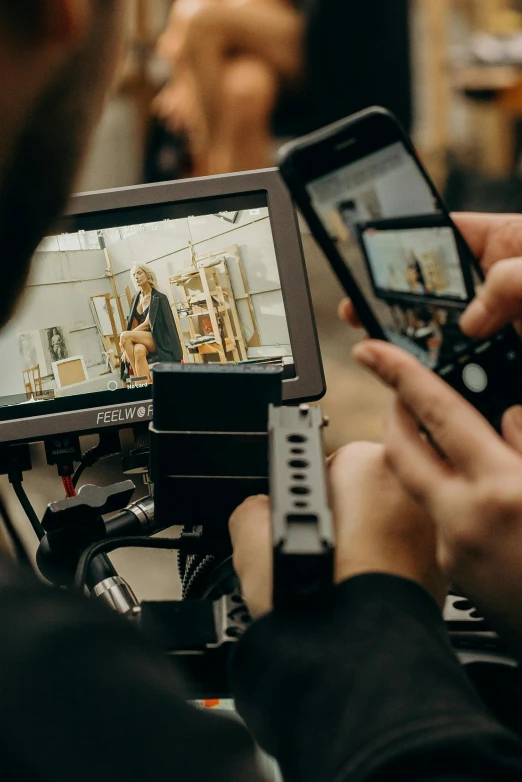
[{"left": 0, "top": 169, "right": 324, "bottom": 444}]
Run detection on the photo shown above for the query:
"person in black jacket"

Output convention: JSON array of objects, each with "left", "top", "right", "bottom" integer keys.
[
  {"left": 3, "top": 439, "right": 522, "bottom": 782},
  {"left": 2, "top": 3, "right": 522, "bottom": 781},
  {"left": 121, "top": 263, "right": 183, "bottom": 382},
  {"left": 156, "top": 0, "right": 411, "bottom": 175},
  {"left": 230, "top": 443, "right": 522, "bottom": 782}
]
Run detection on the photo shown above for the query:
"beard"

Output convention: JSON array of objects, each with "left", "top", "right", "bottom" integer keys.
[{"left": 0, "top": 3, "right": 124, "bottom": 328}]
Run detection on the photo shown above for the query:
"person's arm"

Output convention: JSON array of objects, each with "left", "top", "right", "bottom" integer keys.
[
  {"left": 0, "top": 559, "right": 267, "bottom": 782},
  {"left": 229, "top": 444, "right": 522, "bottom": 782},
  {"left": 302, "top": 0, "right": 412, "bottom": 130},
  {"left": 233, "top": 576, "right": 522, "bottom": 782},
  {"left": 353, "top": 336, "right": 522, "bottom": 659},
  {"left": 158, "top": 293, "right": 184, "bottom": 360}
]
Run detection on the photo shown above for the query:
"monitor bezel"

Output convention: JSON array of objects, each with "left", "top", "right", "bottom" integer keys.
[{"left": 0, "top": 169, "right": 325, "bottom": 444}]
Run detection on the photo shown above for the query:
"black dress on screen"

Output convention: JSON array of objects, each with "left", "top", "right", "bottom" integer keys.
[{"left": 126, "top": 286, "right": 183, "bottom": 364}]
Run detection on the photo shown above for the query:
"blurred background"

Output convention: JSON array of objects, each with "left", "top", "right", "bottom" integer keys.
[{"left": 9, "top": 0, "right": 522, "bottom": 595}]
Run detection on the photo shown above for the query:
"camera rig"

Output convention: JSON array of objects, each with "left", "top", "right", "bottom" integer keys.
[
  {"left": 5, "top": 362, "right": 516, "bottom": 702},
  {"left": 32, "top": 363, "right": 334, "bottom": 696}
]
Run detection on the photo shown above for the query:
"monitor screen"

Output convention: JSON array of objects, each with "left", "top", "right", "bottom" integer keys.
[{"left": 0, "top": 173, "right": 322, "bottom": 444}]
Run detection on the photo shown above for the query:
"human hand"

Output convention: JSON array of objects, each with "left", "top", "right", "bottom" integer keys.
[
  {"left": 353, "top": 338, "right": 522, "bottom": 658},
  {"left": 339, "top": 212, "right": 522, "bottom": 332},
  {"left": 457, "top": 212, "right": 522, "bottom": 338},
  {"left": 229, "top": 442, "right": 447, "bottom": 619}
]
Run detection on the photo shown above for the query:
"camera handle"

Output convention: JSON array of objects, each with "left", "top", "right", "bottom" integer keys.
[{"left": 269, "top": 404, "right": 334, "bottom": 612}]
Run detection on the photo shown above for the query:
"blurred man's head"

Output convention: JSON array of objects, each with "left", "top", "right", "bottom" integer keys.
[{"left": 0, "top": 0, "right": 125, "bottom": 327}]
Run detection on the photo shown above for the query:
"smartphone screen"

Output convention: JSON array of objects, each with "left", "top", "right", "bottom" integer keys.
[
  {"left": 306, "top": 141, "right": 480, "bottom": 370},
  {"left": 283, "top": 115, "right": 522, "bottom": 428}
]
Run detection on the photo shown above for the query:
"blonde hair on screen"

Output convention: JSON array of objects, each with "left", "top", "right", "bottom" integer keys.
[{"left": 130, "top": 264, "right": 158, "bottom": 291}]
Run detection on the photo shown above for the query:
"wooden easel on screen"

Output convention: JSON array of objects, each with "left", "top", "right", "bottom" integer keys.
[{"left": 90, "top": 249, "right": 133, "bottom": 372}]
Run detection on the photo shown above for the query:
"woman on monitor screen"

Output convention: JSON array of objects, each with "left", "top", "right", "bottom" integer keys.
[
  {"left": 406, "top": 255, "right": 428, "bottom": 296},
  {"left": 120, "top": 264, "right": 183, "bottom": 384}
]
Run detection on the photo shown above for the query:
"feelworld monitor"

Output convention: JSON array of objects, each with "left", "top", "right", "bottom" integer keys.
[{"left": 0, "top": 169, "right": 324, "bottom": 444}]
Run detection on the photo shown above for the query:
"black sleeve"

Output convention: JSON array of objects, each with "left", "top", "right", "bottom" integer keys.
[
  {"left": 0, "top": 562, "right": 267, "bottom": 782},
  {"left": 301, "top": 0, "right": 412, "bottom": 131},
  {"left": 160, "top": 291, "right": 183, "bottom": 360},
  {"left": 231, "top": 573, "right": 522, "bottom": 782},
  {"left": 127, "top": 293, "right": 138, "bottom": 329}
]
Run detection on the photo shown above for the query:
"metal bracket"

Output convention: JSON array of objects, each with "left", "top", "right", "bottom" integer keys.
[{"left": 270, "top": 404, "right": 334, "bottom": 612}]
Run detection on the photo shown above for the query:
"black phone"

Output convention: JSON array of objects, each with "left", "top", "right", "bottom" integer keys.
[{"left": 278, "top": 107, "right": 522, "bottom": 430}]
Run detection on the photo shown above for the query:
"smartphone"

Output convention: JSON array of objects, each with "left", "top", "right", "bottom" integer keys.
[{"left": 278, "top": 107, "right": 522, "bottom": 430}]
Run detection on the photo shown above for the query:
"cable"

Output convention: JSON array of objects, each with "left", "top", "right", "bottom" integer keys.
[
  {"left": 0, "top": 490, "right": 31, "bottom": 566},
  {"left": 72, "top": 431, "right": 122, "bottom": 489},
  {"left": 44, "top": 435, "right": 81, "bottom": 482},
  {"left": 74, "top": 536, "right": 183, "bottom": 593},
  {"left": 62, "top": 476, "right": 76, "bottom": 498},
  {"left": 10, "top": 481, "right": 45, "bottom": 541},
  {"left": 71, "top": 446, "right": 98, "bottom": 489}
]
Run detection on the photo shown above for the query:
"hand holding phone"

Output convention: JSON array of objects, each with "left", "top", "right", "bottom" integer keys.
[
  {"left": 350, "top": 335, "right": 522, "bottom": 659},
  {"left": 279, "top": 108, "right": 522, "bottom": 430},
  {"left": 339, "top": 212, "right": 522, "bottom": 335}
]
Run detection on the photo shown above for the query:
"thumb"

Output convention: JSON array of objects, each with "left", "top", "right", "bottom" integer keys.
[
  {"left": 460, "top": 258, "right": 522, "bottom": 338},
  {"left": 229, "top": 495, "right": 272, "bottom": 618},
  {"left": 338, "top": 297, "right": 364, "bottom": 329},
  {"left": 502, "top": 406, "right": 522, "bottom": 454}
]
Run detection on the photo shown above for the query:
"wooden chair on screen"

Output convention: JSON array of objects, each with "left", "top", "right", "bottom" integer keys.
[{"left": 23, "top": 365, "right": 43, "bottom": 399}]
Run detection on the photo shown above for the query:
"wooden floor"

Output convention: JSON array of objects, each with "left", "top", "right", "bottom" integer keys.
[{"left": 301, "top": 232, "right": 391, "bottom": 454}]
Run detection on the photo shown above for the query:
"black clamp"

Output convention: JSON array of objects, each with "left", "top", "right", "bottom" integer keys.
[{"left": 37, "top": 481, "right": 135, "bottom": 585}]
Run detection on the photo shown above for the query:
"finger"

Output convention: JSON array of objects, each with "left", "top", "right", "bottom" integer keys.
[
  {"left": 452, "top": 213, "right": 522, "bottom": 271},
  {"left": 386, "top": 402, "right": 452, "bottom": 607},
  {"left": 353, "top": 340, "right": 508, "bottom": 478},
  {"left": 337, "top": 298, "right": 364, "bottom": 329},
  {"left": 229, "top": 495, "right": 272, "bottom": 617},
  {"left": 502, "top": 405, "right": 522, "bottom": 454},
  {"left": 229, "top": 495, "right": 270, "bottom": 562},
  {"left": 459, "top": 258, "right": 522, "bottom": 338},
  {"left": 385, "top": 399, "right": 453, "bottom": 505},
  {"left": 328, "top": 440, "right": 382, "bottom": 481},
  {"left": 452, "top": 213, "right": 515, "bottom": 260}
]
